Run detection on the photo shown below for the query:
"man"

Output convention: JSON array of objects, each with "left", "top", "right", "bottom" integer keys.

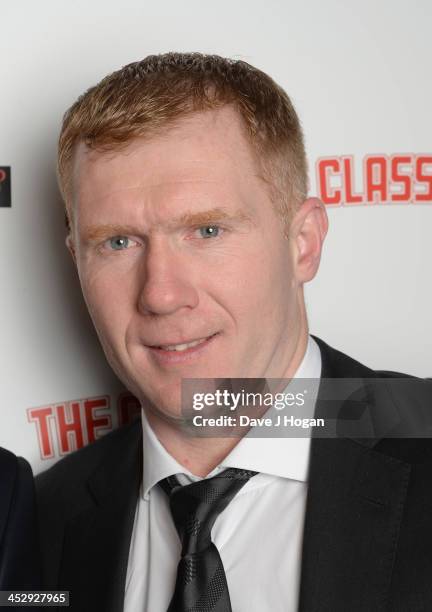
[
  {"left": 0, "top": 447, "right": 41, "bottom": 591},
  {"left": 36, "top": 53, "right": 432, "bottom": 611}
]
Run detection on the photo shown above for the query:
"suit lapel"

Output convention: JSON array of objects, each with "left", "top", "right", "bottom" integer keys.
[
  {"left": 59, "top": 419, "right": 142, "bottom": 612},
  {"left": 298, "top": 337, "right": 411, "bottom": 612}
]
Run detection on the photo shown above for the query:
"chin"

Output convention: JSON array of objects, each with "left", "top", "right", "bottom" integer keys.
[{"left": 139, "top": 384, "right": 183, "bottom": 419}]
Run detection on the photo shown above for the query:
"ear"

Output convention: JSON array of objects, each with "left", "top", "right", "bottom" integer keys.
[
  {"left": 289, "top": 197, "right": 328, "bottom": 283},
  {"left": 65, "top": 233, "right": 77, "bottom": 265}
]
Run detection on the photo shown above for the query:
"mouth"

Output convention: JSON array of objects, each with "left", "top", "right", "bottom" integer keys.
[{"left": 146, "top": 333, "right": 219, "bottom": 363}]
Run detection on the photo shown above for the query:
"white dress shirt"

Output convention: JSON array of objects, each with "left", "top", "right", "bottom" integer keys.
[{"left": 124, "top": 335, "right": 322, "bottom": 612}]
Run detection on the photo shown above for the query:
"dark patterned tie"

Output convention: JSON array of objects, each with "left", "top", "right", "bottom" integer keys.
[{"left": 159, "top": 467, "right": 257, "bottom": 612}]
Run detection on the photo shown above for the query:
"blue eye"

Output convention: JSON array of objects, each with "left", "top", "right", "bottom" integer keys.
[
  {"left": 198, "top": 226, "right": 220, "bottom": 239},
  {"left": 109, "top": 236, "right": 130, "bottom": 250}
]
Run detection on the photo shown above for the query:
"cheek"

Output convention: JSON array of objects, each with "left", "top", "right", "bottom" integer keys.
[
  {"left": 244, "top": 247, "right": 297, "bottom": 332},
  {"left": 202, "top": 240, "right": 293, "bottom": 323},
  {"left": 79, "top": 261, "right": 138, "bottom": 337}
]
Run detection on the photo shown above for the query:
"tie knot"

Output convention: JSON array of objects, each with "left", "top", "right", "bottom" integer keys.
[{"left": 159, "top": 468, "right": 257, "bottom": 555}]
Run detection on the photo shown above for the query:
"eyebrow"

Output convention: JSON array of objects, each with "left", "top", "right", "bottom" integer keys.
[{"left": 81, "top": 207, "right": 254, "bottom": 242}]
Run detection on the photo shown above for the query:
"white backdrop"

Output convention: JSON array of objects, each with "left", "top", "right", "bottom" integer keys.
[{"left": 1, "top": 0, "right": 431, "bottom": 474}]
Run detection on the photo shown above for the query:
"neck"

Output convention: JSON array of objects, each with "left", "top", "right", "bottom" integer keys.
[{"left": 144, "top": 416, "right": 244, "bottom": 477}]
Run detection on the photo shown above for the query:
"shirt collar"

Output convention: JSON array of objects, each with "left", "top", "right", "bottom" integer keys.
[{"left": 141, "top": 335, "right": 322, "bottom": 499}]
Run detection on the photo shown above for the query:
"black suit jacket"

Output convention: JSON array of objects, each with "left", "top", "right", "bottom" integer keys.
[
  {"left": 0, "top": 447, "right": 41, "bottom": 590},
  {"left": 35, "top": 336, "right": 432, "bottom": 611}
]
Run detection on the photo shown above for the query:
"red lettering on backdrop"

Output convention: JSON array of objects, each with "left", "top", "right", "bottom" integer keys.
[
  {"left": 342, "top": 157, "right": 362, "bottom": 204},
  {"left": 366, "top": 156, "right": 388, "bottom": 203},
  {"left": 84, "top": 397, "right": 112, "bottom": 443},
  {"left": 56, "top": 402, "right": 84, "bottom": 454},
  {"left": 28, "top": 395, "right": 120, "bottom": 458},
  {"left": 27, "top": 407, "right": 54, "bottom": 459},
  {"left": 316, "top": 153, "right": 432, "bottom": 206},
  {"left": 317, "top": 158, "right": 341, "bottom": 205},
  {"left": 415, "top": 156, "right": 432, "bottom": 201},
  {"left": 391, "top": 155, "right": 412, "bottom": 202}
]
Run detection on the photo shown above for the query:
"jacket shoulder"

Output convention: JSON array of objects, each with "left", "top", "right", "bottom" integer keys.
[
  {"left": 35, "top": 418, "right": 141, "bottom": 512},
  {"left": 311, "top": 334, "right": 426, "bottom": 381},
  {"left": 312, "top": 335, "right": 432, "bottom": 464},
  {"left": 34, "top": 419, "right": 142, "bottom": 590}
]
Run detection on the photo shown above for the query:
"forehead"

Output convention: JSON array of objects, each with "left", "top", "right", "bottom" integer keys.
[{"left": 71, "top": 106, "right": 265, "bottom": 214}]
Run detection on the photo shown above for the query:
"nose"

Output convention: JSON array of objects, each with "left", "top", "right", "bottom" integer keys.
[{"left": 137, "top": 237, "right": 199, "bottom": 316}]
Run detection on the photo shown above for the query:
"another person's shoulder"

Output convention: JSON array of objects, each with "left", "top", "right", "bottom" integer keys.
[
  {"left": 0, "top": 447, "right": 33, "bottom": 500},
  {"left": 0, "top": 447, "right": 41, "bottom": 590},
  {"left": 0, "top": 447, "right": 19, "bottom": 485},
  {"left": 0, "top": 445, "right": 31, "bottom": 474}
]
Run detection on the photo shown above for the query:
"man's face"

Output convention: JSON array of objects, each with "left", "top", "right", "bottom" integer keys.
[{"left": 69, "top": 107, "right": 306, "bottom": 419}]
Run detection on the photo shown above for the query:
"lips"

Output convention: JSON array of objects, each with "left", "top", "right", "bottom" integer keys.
[
  {"left": 148, "top": 333, "right": 217, "bottom": 352},
  {"left": 157, "top": 337, "right": 209, "bottom": 352},
  {"left": 146, "top": 333, "right": 219, "bottom": 363}
]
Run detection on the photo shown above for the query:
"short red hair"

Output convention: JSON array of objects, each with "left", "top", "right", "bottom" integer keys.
[{"left": 58, "top": 52, "right": 308, "bottom": 233}]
